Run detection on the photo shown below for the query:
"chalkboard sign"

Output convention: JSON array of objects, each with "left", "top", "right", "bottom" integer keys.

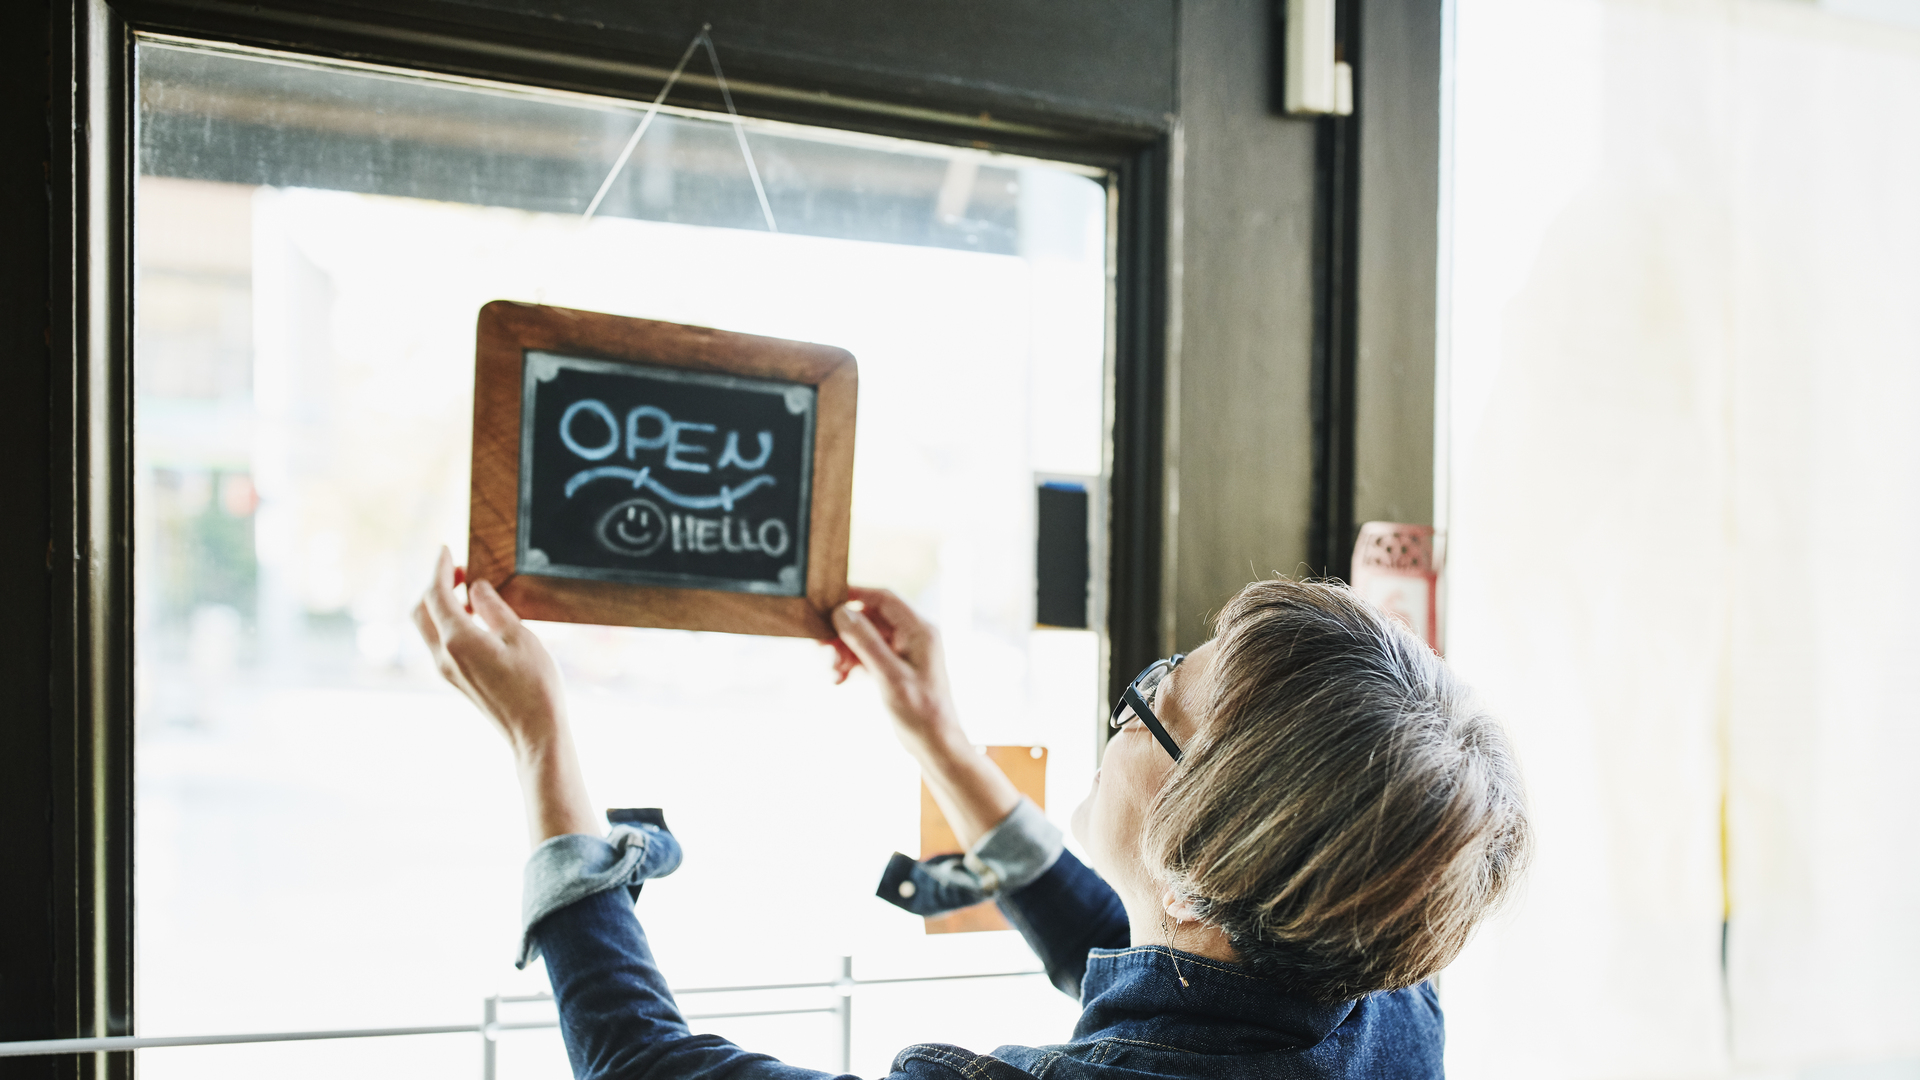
[
  {"left": 519, "top": 352, "right": 816, "bottom": 595},
  {"left": 468, "top": 302, "right": 856, "bottom": 637}
]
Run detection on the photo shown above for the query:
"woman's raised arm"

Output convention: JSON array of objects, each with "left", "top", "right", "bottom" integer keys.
[
  {"left": 414, "top": 550, "right": 863, "bottom": 1080},
  {"left": 413, "top": 546, "right": 599, "bottom": 846},
  {"left": 829, "top": 586, "right": 1021, "bottom": 847},
  {"left": 830, "top": 587, "right": 1128, "bottom": 996}
]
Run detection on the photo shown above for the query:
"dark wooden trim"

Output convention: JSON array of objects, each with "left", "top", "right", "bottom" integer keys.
[
  {"left": 44, "top": 1, "right": 138, "bottom": 1076},
  {"left": 114, "top": 0, "right": 1162, "bottom": 166},
  {"left": 1307, "top": 0, "right": 1361, "bottom": 582},
  {"left": 0, "top": 0, "right": 59, "bottom": 1070},
  {"left": 468, "top": 302, "right": 854, "bottom": 639},
  {"left": 1105, "top": 138, "right": 1170, "bottom": 712}
]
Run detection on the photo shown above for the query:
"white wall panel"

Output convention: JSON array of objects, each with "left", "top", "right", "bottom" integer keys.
[
  {"left": 1723, "top": 3, "right": 1920, "bottom": 1068},
  {"left": 1439, "top": 0, "right": 1920, "bottom": 1075},
  {"left": 1439, "top": 5, "right": 1732, "bottom": 1076}
]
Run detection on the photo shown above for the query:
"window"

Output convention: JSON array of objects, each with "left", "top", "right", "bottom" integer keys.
[{"left": 136, "top": 39, "right": 1109, "bottom": 1078}]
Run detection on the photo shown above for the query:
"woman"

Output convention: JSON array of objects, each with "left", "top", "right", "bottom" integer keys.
[{"left": 414, "top": 548, "right": 1528, "bottom": 1080}]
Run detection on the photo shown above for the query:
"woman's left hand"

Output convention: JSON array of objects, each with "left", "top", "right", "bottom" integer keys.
[
  {"left": 414, "top": 547, "right": 599, "bottom": 844},
  {"left": 413, "top": 546, "right": 567, "bottom": 757}
]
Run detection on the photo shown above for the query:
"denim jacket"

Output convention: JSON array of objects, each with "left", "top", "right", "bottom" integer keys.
[{"left": 522, "top": 801, "right": 1445, "bottom": 1080}]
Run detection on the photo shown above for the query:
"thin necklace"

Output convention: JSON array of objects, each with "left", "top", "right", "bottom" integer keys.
[{"left": 1161, "top": 916, "right": 1190, "bottom": 988}]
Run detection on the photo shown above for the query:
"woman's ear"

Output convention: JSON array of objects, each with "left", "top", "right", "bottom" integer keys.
[{"left": 1161, "top": 887, "right": 1202, "bottom": 924}]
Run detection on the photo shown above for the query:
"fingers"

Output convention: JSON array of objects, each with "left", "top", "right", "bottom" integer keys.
[
  {"left": 846, "top": 586, "right": 918, "bottom": 634},
  {"left": 412, "top": 597, "right": 443, "bottom": 653},
  {"left": 840, "top": 590, "right": 892, "bottom": 641},
  {"left": 848, "top": 587, "right": 934, "bottom": 660},
  {"left": 833, "top": 602, "right": 914, "bottom": 685},
  {"left": 468, "top": 577, "right": 523, "bottom": 638},
  {"left": 414, "top": 589, "right": 479, "bottom": 697},
  {"left": 822, "top": 638, "right": 859, "bottom": 684},
  {"left": 418, "top": 548, "right": 508, "bottom": 693},
  {"left": 421, "top": 547, "right": 469, "bottom": 638}
]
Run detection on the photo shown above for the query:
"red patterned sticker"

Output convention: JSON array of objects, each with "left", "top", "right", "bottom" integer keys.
[{"left": 1350, "top": 522, "right": 1440, "bottom": 653}]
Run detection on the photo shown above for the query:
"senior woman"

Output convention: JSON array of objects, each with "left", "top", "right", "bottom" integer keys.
[{"left": 414, "top": 548, "right": 1529, "bottom": 1080}]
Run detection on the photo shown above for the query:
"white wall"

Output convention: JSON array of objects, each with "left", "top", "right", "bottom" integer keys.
[{"left": 1437, "top": 1, "right": 1920, "bottom": 1077}]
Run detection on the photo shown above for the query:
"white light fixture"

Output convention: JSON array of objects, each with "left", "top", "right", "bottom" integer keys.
[{"left": 1284, "top": 0, "right": 1354, "bottom": 116}]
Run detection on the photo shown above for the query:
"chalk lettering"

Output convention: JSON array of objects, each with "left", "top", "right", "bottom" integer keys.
[
  {"left": 758, "top": 519, "right": 790, "bottom": 558},
  {"left": 694, "top": 517, "right": 720, "bottom": 553},
  {"left": 561, "top": 400, "right": 620, "bottom": 460},
  {"left": 589, "top": 404, "right": 777, "bottom": 476},
  {"left": 633, "top": 512, "right": 791, "bottom": 561},
  {"left": 565, "top": 465, "right": 648, "bottom": 499},
  {"left": 665, "top": 421, "right": 717, "bottom": 473},
  {"left": 718, "top": 431, "right": 774, "bottom": 471},
  {"left": 562, "top": 467, "right": 775, "bottom": 511},
  {"left": 712, "top": 475, "right": 772, "bottom": 511},
  {"left": 626, "top": 406, "right": 673, "bottom": 456}
]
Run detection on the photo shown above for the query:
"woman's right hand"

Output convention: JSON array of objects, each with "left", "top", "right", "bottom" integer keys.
[
  {"left": 831, "top": 587, "right": 1021, "bottom": 847},
  {"left": 831, "top": 586, "right": 964, "bottom": 756}
]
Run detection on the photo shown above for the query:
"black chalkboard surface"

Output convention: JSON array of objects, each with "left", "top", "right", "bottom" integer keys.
[
  {"left": 518, "top": 352, "right": 815, "bottom": 596},
  {"left": 468, "top": 302, "right": 856, "bottom": 638}
]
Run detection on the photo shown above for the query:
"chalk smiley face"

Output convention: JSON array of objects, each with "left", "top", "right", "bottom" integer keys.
[{"left": 596, "top": 497, "right": 670, "bottom": 557}]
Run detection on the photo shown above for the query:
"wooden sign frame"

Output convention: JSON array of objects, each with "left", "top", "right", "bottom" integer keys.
[{"left": 468, "top": 301, "right": 856, "bottom": 638}]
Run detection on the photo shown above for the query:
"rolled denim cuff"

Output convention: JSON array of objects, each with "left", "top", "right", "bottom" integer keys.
[
  {"left": 877, "top": 797, "right": 1063, "bottom": 916},
  {"left": 517, "top": 809, "right": 683, "bottom": 968},
  {"left": 970, "top": 797, "right": 1065, "bottom": 894}
]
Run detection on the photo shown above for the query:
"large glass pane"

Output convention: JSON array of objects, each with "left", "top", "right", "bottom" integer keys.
[{"left": 135, "top": 39, "right": 1108, "bottom": 1079}]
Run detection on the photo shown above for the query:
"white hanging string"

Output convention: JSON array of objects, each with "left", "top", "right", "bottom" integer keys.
[
  {"left": 581, "top": 28, "right": 706, "bottom": 222},
  {"left": 699, "top": 33, "right": 779, "bottom": 233},
  {"left": 581, "top": 24, "right": 779, "bottom": 233}
]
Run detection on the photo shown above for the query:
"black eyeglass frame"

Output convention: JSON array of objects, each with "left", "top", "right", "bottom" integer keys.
[{"left": 1110, "top": 653, "right": 1186, "bottom": 762}]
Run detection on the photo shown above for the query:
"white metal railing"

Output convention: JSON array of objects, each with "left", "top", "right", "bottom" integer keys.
[{"left": 0, "top": 958, "right": 1047, "bottom": 1078}]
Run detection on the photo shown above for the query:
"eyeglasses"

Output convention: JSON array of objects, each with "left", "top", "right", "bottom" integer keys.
[{"left": 1110, "top": 654, "right": 1186, "bottom": 762}]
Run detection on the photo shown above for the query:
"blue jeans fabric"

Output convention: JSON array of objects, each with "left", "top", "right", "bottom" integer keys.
[
  {"left": 527, "top": 820, "right": 1445, "bottom": 1080},
  {"left": 877, "top": 799, "right": 1066, "bottom": 917},
  {"left": 989, "top": 843, "right": 1129, "bottom": 999},
  {"left": 520, "top": 809, "right": 682, "bottom": 969}
]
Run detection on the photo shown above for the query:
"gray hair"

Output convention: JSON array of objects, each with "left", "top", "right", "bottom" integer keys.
[{"left": 1141, "top": 578, "right": 1530, "bottom": 1002}]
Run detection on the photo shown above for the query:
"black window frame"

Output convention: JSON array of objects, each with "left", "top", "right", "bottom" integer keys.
[{"left": 31, "top": 2, "right": 1170, "bottom": 1072}]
